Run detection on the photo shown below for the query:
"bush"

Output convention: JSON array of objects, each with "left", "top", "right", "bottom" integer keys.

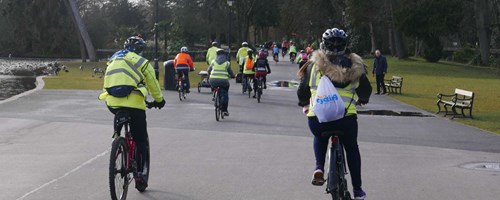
[
  {"left": 422, "top": 40, "right": 443, "bottom": 62},
  {"left": 452, "top": 46, "right": 478, "bottom": 63}
]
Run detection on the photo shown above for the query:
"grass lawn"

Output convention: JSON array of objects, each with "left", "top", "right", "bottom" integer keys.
[
  {"left": 364, "top": 57, "right": 500, "bottom": 134},
  {"left": 45, "top": 60, "right": 240, "bottom": 90}
]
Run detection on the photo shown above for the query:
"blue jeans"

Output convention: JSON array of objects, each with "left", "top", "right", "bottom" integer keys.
[{"left": 308, "top": 115, "right": 362, "bottom": 190}]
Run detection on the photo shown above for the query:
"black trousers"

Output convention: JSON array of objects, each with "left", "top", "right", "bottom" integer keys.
[
  {"left": 108, "top": 107, "right": 149, "bottom": 173},
  {"left": 375, "top": 74, "right": 386, "bottom": 93}
]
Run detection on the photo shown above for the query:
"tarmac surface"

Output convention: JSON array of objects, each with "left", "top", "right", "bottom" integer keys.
[{"left": 1, "top": 56, "right": 500, "bottom": 200}]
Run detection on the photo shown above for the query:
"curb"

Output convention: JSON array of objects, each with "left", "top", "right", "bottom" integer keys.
[{"left": 0, "top": 76, "right": 45, "bottom": 105}]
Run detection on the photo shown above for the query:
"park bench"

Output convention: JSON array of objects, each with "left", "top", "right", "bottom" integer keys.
[
  {"left": 436, "top": 88, "right": 475, "bottom": 119},
  {"left": 384, "top": 76, "right": 403, "bottom": 94}
]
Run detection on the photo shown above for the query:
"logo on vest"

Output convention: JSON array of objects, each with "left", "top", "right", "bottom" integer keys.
[{"left": 316, "top": 94, "right": 339, "bottom": 104}]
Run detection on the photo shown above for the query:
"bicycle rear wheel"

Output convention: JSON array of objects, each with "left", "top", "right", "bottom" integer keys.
[
  {"left": 109, "top": 137, "right": 129, "bottom": 200},
  {"left": 215, "top": 90, "right": 220, "bottom": 121},
  {"left": 327, "top": 143, "right": 341, "bottom": 200},
  {"left": 247, "top": 79, "right": 252, "bottom": 98}
]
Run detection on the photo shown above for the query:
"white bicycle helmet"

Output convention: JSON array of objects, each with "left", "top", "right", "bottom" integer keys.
[
  {"left": 180, "top": 46, "right": 188, "bottom": 53},
  {"left": 242, "top": 42, "right": 248, "bottom": 47}
]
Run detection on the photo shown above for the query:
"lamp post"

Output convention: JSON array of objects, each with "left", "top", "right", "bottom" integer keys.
[
  {"left": 153, "top": 0, "right": 160, "bottom": 80},
  {"left": 227, "top": 0, "right": 234, "bottom": 61}
]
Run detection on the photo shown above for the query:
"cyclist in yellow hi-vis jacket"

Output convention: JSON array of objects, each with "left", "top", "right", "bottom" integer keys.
[{"left": 99, "top": 36, "right": 165, "bottom": 191}]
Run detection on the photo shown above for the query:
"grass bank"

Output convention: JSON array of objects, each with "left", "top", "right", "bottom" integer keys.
[
  {"left": 364, "top": 57, "right": 500, "bottom": 134},
  {"left": 45, "top": 60, "right": 239, "bottom": 90}
]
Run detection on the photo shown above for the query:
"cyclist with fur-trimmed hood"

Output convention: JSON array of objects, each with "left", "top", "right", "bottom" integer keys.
[{"left": 297, "top": 28, "right": 372, "bottom": 199}]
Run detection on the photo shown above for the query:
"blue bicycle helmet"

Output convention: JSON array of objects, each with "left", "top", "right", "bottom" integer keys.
[
  {"left": 320, "top": 28, "right": 348, "bottom": 55},
  {"left": 124, "top": 36, "right": 146, "bottom": 54}
]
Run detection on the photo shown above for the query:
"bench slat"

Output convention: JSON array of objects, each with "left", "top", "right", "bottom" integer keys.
[{"left": 455, "top": 89, "right": 473, "bottom": 97}]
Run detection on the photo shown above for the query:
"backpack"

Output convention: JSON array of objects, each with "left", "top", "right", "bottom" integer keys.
[
  {"left": 312, "top": 76, "right": 346, "bottom": 123},
  {"left": 245, "top": 57, "right": 254, "bottom": 70},
  {"left": 255, "top": 59, "right": 268, "bottom": 72}
]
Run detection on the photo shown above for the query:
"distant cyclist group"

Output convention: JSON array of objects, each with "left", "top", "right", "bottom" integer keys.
[{"left": 99, "top": 26, "right": 370, "bottom": 200}]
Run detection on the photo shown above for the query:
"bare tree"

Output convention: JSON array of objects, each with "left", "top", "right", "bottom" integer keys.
[{"left": 67, "top": 0, "right": 97, "bottom": 61}]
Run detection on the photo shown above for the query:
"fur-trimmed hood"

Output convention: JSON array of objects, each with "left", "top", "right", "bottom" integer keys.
[{"left": 309, "top": 50, "right": 366, "bottom": 84}]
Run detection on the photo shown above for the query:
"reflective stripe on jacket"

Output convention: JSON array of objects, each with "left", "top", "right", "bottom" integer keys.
[
  {"left": 99, "top": 51, "right": 163, "bottom": 110},
  {"left": 307, "top": 64, "right": 358, "bottom": 117},
  {"left": 209, "top": 61, "right": 231, "bottom": 80}
]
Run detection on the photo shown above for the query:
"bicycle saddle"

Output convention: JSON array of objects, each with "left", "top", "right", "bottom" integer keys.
[
  {"left": 321, "top": 130, "right": 344, "bottom": 137},
  {"left": 114, "top": 110, "right": 131, "bottom": 134}
]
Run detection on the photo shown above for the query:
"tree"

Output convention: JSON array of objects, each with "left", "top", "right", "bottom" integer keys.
[
  {"left": 475, "top": 0, "right": 491, "bottom": 65},
  {"left": 396, "top": 0, "right": 463, "bottom": 62}
]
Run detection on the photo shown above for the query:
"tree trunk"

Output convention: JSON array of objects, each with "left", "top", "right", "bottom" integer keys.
[
  {"left": 475, "top": 0, "right": 490, "bottom": 65},
  {"left": 66, "top": 0, "right": 97, "bottom": 61},
  {"left": 63, "top": 0, "right": 86, "bottom": 62},
  {"left": 369, "top": 21, "right": 376, "bottom": 54},
  {"left": 389, "top": 0, "right": 407, "bottom": 59},
  {"left": 388, "top": 27, "right": 396, "bottom": 56}
]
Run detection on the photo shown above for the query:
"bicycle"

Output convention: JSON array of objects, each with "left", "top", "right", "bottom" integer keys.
[
  {"left": 290, "top": 52, "right": 297, "bottom": 64},
  {"left": 273, "top": 53, "right": 279, "bottom": 64},
  {"left": 109, "top": 102, "right": 156, "bottom": 200},
  {"left": 212, "top": 87, "right": 225, "bottom": 121},
  {"left": 322, "top": 130, "right": 352, "bottom": 200},
  {"left": 176, "top": 72, "right": 187, "bottom": 101},
  {"left": 242, "top": 75, "right": 253, "bottom": 98},
  {"left": 254, "top": 75, "right": 265, "bottom": 103}
]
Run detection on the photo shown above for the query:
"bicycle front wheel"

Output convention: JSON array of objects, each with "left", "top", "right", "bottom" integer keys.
[{"left": 109, "top": 137, "right": 129, "bottom": 200}]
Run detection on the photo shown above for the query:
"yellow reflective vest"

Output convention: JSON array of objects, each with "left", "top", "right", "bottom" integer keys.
[
  {"left": 206, "top": 46, "right": 219, "bottom": 65},
  {"left": 98, "top": 52, "right": 163, "bottom": 110},
  {"left": 236, "top": 47, "right": 250, "bottom": 64},
  {"left": 209, "top": 61, "right": 231, "bottom": 80},
  {"left": 243, "top": 56, "right": 255, "bottom": 75},
  {"left": 307, "top": 64, "right": 358, "bottom": 117}
]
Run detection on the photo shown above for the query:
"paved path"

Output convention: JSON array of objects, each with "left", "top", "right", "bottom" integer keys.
[{"left": 1, "top": 57, "right": 500, "bottom": 200}]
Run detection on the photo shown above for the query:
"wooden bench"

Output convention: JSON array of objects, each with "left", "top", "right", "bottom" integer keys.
[
  {"left": 436, "top": 88, "right": 475, "bottom": 119},
  {"left": 384, "top": 76, "right": 403, "bottom": 94}
]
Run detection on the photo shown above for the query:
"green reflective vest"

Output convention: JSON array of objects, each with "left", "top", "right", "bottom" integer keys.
[
  {"left": 99, "top": 52, "right": 163, "bottom": 110},
  {"left": 307, "top": 64, "right": 358, "bottom": 117},
  {"left": 289, "top": 45, "right": 297, "bottom": 53},
  {"left": 209, "top": 61, "right": 230, "bottom": 80}
]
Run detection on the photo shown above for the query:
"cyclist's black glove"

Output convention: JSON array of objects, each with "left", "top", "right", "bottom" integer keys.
[{"left": 156, "top": 99, "right": 166, "bottom": 109}]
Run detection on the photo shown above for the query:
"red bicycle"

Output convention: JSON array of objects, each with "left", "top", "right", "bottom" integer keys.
[{"left": 109, "top": 102, "right": 156, "bottom": 200}]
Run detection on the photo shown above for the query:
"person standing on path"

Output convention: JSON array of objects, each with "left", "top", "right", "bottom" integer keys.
[{"left": 372, "top": 49, "right": 388, "bottom": 94}]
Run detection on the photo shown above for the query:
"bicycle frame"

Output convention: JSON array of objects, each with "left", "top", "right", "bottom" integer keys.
[{"left": 124, "top": 125, "right": 137, "bottom": 176}]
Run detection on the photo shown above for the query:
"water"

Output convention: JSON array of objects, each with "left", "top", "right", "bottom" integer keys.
[
  {"left": 0, "top": 75, "right": 36, "bottom": 100},
  {"left": 0, "top": 59, "right": 54, "bottom": 101}
]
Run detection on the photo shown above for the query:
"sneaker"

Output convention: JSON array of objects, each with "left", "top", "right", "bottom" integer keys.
[
  {"left": 311, "top": 169, "right": 325, "bottom": 186},
  {"left": 353, "top": 188, "right": 366, "bottom": 199},
  {"left": 222, "top": 111, "right": 230, "bottom": 116},
  {"left": 135, "top": 173, "right": 148, "bottom": 192},
  {"left": 252, "top": 95, "right": 256, "bottom": 98},
  {"left": 374, "top": 92, "right": 380, "bottom": 95}
]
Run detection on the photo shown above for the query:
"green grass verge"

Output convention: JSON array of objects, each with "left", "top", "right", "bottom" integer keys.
[
  {"left": 363, "top": 57, "right": 500, "bottom": 134},
  {"left": 44, "top": 60, "right": 240, "bottom": 90}
]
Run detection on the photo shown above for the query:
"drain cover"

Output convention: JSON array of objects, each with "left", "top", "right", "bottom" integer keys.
[
  {"left": 357, "top": 110, "right": 434, "bottom": 117},
  {"left": 461, "top": 162, "right": 500, "bottom": 172}
]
